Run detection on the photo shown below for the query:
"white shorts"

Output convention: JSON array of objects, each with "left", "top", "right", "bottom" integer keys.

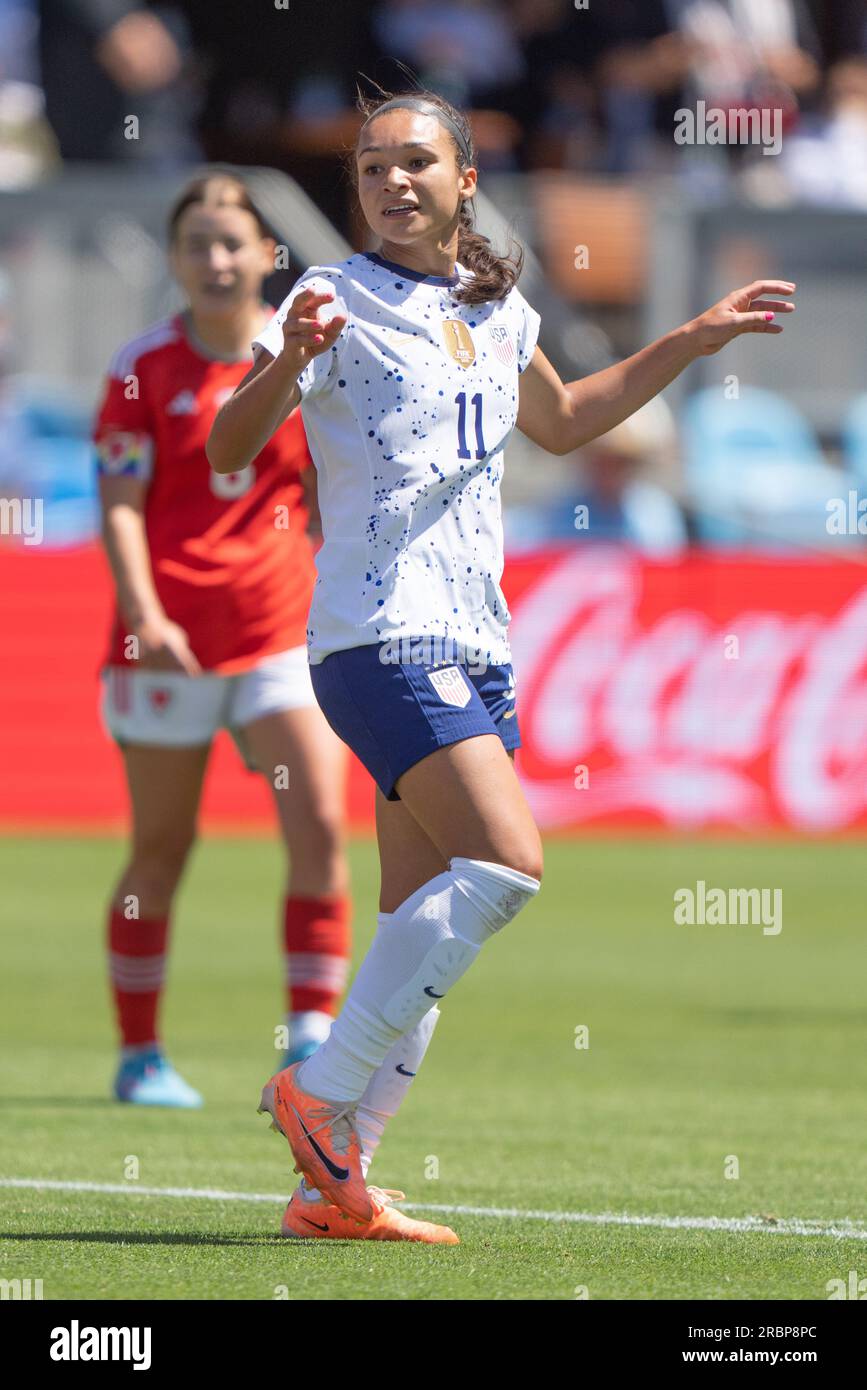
[{"left": 100, "top": 646, "right": 317, "bottom": 765}]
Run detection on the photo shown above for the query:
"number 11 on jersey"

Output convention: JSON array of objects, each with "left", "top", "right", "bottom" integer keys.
[{"left": 455, "top": 391, "right": 486, "bottom": 460}]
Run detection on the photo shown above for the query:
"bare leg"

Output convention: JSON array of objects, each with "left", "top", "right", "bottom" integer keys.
[
  {"left": 112, "top": 742, "right": 211, "bottom": 917},
  {"left": 243, "top": 705, "right": 351, "bottom": 1059},
  {"left": 298, "top": 739, "right": 541, "bottom": 1103},
  {"left": 392, "top": 736, "right": 543, "bottom": 882},
  {"left": 241, "top": 705, "right": 349, "bottom": 898},
  {"left": 376, "top": 746, "right": 527, "bottom": 910}
]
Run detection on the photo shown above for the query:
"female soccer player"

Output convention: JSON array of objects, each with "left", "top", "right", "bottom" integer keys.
[
  {"left": 96, "top": 174, "right": 353, "bottom": 1108},
  {"left": 208, "top": 89, "right": 795, "bottom": 1241}
]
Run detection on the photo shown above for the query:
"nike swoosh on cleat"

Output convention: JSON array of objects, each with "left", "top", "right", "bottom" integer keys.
[
  {"left": 301, "top": 1217, "right": 330, "bottom": 1232},
  {"left": 423, "top": 986, "right": 444, "bottom": 998},
  {"left": 395, "top": 1064, "right": 417, "bottom": 1076},
  {"left": 292, "top": 1106, "right": 350, "bottom": 1182}
]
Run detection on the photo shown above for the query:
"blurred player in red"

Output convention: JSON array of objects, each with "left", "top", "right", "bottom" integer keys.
[{"left": 94, "top": 174, "right": 351, "bottom": 1107}]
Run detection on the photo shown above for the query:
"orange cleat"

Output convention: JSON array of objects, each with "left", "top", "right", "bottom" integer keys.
[
  {"left": 258, "top": 1063, "right": 373, "bottom": 1223},
  {"left": 280, "top": 1185, "right": 460, "bottom": 1244}
]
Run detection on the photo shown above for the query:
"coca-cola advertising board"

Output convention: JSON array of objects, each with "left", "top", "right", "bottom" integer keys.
[
  {"left": 506, "top": 548, "right": 867, "bottom": 833},
  {"left": 1, "top": 544, "right": 865, "bottom": 832}
]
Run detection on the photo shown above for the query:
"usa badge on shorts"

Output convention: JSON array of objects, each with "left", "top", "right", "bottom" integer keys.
[
  {"left": 442, "top": 319, "right": 475, "bottom": 367},
  {"left": 427, "top": 665, "right": 472, "bottom": 708},
  {"left": 489, "top": 323, "right": 515, "bottom": 367}
]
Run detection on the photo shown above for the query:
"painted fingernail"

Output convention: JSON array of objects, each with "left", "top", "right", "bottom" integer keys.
[{"left": 765, "top": 312, "right": 775, "bottom": 321}]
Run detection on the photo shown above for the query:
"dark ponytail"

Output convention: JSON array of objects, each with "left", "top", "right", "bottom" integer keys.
[{"left": 352, "top": 83, "right": 524, "bottom": 308}]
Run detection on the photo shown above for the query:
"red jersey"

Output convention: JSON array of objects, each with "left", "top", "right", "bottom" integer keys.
[{"left": 94, "top": 312, "right": 316, "bottom": 674}]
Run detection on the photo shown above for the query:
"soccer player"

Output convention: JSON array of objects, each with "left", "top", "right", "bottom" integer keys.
[
  {"left": 95, "top": 174, "right": 352, "bottom": 1108},
  {"left": 208, "top": 88, "right": 795, "bottom": 1241}
]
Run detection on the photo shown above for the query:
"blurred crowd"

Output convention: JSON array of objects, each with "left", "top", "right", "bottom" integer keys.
[
  {"left": 0, "top": 0, "right": 866, "bottom": 200},
  {"left": 2, "top": 0, "right": 867, "bottom": 557}
]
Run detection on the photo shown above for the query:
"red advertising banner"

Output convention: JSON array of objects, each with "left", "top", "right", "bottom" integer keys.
[
  {"left": 506, "top": 548, "right": 867, "bottom": 833},
  {"left": 1, "top": 544, "right": 865, "bottom": 833}
]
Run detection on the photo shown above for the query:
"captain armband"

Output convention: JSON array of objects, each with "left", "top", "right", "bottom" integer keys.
[{"left": 96, "top": 432, "right": 154, "bottom": 482}]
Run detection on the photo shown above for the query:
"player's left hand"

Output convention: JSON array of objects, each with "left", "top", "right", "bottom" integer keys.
[{"left": 688, "top": 281, "right": 796, "bottom": 356}]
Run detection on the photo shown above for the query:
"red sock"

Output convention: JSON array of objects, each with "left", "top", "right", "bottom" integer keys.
[
  {"left": 283, "top": 895, "right": 351, "bottom": 1015},
  {"left": 108, "top": 906, "right": 169, "bottom": 1048}
]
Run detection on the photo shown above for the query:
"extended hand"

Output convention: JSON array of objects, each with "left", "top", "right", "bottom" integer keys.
[
  {"left": 689, "top": 280, "right": 796, "bottom": 357},
  {"left": 281, "top": 289, "right": 347, "bottom": 366}
]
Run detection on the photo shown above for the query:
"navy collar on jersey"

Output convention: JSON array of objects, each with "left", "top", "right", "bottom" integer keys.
[{"left": 363, "top": 250, "right": 461, "bottom": 288}]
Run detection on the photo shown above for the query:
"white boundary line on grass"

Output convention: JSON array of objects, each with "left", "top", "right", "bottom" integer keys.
[{"left": 2, "top": 1177, "right": 866, "bottom": 1241}]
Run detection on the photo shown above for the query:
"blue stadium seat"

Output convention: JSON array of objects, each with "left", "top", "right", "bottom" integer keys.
[
  {"left": 9, "top": 380, "right": 100, "bottom": 547},
  {"left": 681, "top": 386, "right": 849, "bottom": 550},
  {"left": 29, "top": 437, "right": 100, "bottom": 547},
  {"left": 842, "top": 393, "right": 867, "bottom": 488}
]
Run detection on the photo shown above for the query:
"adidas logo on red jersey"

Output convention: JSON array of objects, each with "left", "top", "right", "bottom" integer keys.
[{"left": 166, "top": 389, "right": 199, "bottom": 416}]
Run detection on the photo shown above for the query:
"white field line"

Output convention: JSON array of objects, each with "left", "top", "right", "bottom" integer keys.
[{"left": 1, "top": 1177, "right": 866, "bottom": 1241}]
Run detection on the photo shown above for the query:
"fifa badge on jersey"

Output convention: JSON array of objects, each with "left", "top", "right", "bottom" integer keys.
[
  {"left": 96, "top": 432, "right": 153, "bottom": 479},
  {"left": 427, "top": 665, "right": 472, "bottom": 708},
  {"left": 442, "top": 320, "right": 476, "bottom": 367},
  {"left": 489, "top": 324, "right": 515, "bottom": 367}
]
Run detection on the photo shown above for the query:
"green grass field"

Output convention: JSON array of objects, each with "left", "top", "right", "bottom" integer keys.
[{"left": 1, "top": 833, "right": 865, "bottom": 1301}]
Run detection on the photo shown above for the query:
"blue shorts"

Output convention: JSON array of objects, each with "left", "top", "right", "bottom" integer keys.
[{"left": 310, "top": 643, "right": 521, "bottom": 801}]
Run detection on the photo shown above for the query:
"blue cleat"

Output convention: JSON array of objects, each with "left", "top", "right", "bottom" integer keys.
[
  {"left": 277, "top": 1010, "right": 333, "bottom": 1068},
  {"left": 113, "top": 1047, "right": 203, "bottom": 1108},
  {"left": 282, "top": 1037, "right": 322, "bottom": 1067}
]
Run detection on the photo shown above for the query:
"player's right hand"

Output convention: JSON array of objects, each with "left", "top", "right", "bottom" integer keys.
[
  {"left": 280, "top": 288, "right": 347, "bottom": 364},
  {"left": 134, "top": 617, "right": 202, "bottom": 676}
]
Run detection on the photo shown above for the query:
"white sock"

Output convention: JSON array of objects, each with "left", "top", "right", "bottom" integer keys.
[
  {"left": 301, "top": 977, "right": 442, "bottom": 1198},
  {"left": 357, "top": 1001, "right": 440, "bottom": 1179},
  {"left": 121, "top": 1042, "right": 160, "bottom": 1060},
  {"left": 288, "top": 1009, "right": 332, "bottom": 1054},
  {"left": 301, "top": 914, "right": 440, "bottom": 1199},
  {"left": 298, "top": 859, "right": 539, "bottom": 1104}
]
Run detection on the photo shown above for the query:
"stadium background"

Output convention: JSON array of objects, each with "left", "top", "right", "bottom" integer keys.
[{"left": 1, "top": 0, "right": 866, "bottom": 832}]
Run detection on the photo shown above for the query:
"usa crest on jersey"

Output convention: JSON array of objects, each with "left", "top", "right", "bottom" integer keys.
[{"left": 488, "top": 324, "right": 515, "bottom": 367}]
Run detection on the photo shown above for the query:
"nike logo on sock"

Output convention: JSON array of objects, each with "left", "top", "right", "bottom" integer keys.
[
  {"left": 423, "top": 986, "right": 444, "bottom": 998},
  {"left": 395, "top": 1064, "right": 416, "bottom": 1076},
  {"left": 292, "top": 1107, "right": 350, "bottom": 1182}
]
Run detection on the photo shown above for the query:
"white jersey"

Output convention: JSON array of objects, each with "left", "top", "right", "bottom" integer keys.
[{"left": 253, "top": 250, "right": 541, "bottom": 666}]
